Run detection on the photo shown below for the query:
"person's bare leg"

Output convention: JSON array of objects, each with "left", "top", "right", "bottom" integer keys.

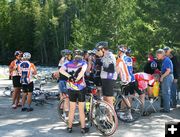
[
  {"left": 21, "top": 92, "right": 27, "bottom": 107},
  {"left": 68, "top": 102, "right": 76, "bottom": 128},
  {"left": 78, "top": 102, "right": 85, "bottom": 128},
  {"left": 64, "top": 97, "right": 69, "bottom": 116},
  {"left": 27, "top": 92, "right": 32, "bottom": 107},
  {"left": 12, "top": 87, "right": 18, "bottom": 105},
  {"left": 16, "top": 88, "right": 21, "bottom": 106},
  {"left": 104, "top": 96, "right": 114, "bottom": 107},
  {"left": 139, "top": 94, "right": 145, "bottom": 106}
]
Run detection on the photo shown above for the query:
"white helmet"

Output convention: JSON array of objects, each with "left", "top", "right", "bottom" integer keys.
[{"left": 23, "top": 52, "right": 31, "bottom": 60}]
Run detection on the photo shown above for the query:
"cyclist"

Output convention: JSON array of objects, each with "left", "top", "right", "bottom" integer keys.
[
  {"left": 116, "top": 45, "right": 138, "bottom": 119},
  {"left": 58, "top": 49, "right": 73, "bottom": 69},
  {"left": 144, "top": 53, "right": 161, "bottom": 75},
  {"left": 126, "top": 47, "right": 137, "bottom": 72},
  {"left": 18, "top": 52, "right": 37, "bottom": 112},
  {"left": 96, "top": 41, "right": 117, "bottom": 107},
  {"left": 57, "top": 49, "right": 73, "bottom": 118},
  {"left": 59, "top": 50, "right": 89, "bottom": 133},
  {"left": 134, "top": 72, "right": 157, "bottom": 110},
  {"left": 9, "top": 50, "right": 23, "bottom": 109},
  {"left": 83, "top": 50, "right": 94, "bottom": 82}
]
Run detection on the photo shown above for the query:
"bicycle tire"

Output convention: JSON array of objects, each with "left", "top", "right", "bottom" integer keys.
[
  {"left": 91, "top": 100, "right": 118, "bottom": 136},
  {"left": 115, "top": 95, "right": 143, "bottom": 123},
  {"left": 57, "top": 96, "right": 80, "bottom": 126}
]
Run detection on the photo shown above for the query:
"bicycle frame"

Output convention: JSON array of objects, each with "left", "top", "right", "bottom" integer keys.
[{"left": 114, "top": 84, "right": 132, "bottom": 109}]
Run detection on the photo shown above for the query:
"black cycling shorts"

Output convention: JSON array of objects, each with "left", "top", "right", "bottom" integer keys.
[
  {"left": 68, "top": 89, "right": 85, "bottom": 102},
  {"left": 22, "top": 82, "right": 34, "bottom": 93},
  {"left": 101, "top": 79, "right": 115, "bottom": 96},
  {"left": 12, "top": 76, "right": 22, "bottom": 88},
  {"left": 122, "top": 81, "right": 144, "bottom": 96}
]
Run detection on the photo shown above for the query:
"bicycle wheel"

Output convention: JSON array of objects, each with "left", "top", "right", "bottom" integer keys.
[
  {"left": 115, "top": 95, "right": 143, "bottom": 123},
  {"left": 57, "top": 96, "right": 80, "bottom": 126},
  {"left": 91, "top": 100, "right": 118, "bottom": 136}
]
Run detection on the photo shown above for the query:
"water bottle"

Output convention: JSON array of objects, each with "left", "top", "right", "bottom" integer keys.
[{"left": 86, "top": 101, "right": 90, "bottom": 112}]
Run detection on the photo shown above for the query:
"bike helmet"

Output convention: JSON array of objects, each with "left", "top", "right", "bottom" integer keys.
[
  {"left": 61, "top": 49, "right": 72, "bottom": 56},
  {"left": 74, "top": 49, "right": 84, "bottom": 60},
  {"left": 14, "top": 51, "right": 22, "bottom": 56},
  {"left": 23, "top": 52, "right": 31, "bottom": 60},
  {"left": 74, "top": 49, "right": 84, "bottom": 56},
  {"left": 117, "top": 45, "right": 127, "bottom": 53},
  {"left": 96, "top": 41, "right": 108, "bottom": 50}
]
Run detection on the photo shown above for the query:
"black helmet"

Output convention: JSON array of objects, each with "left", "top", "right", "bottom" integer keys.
[{"left": 96, "top": 41, "right": 108, "bottom": 50}]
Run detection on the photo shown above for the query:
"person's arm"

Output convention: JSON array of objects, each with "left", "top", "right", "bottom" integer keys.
[
  {"left": 59, "top": 66, "right": 71, "bottom": 78},
  {"left": 75, "top": 63, "right": 87, "bottom": 82},
  {"left": 86, "top": 57, "right": 92, "bottom": 73},
  {"left": 9, "top": 61, "right": 15, "bottom": 74},
  {"left": 160, "top": 68, "right": 171, "bottom": 82},
  {"left": 116, "top": 59, "right": 120, "bottom": 74}
]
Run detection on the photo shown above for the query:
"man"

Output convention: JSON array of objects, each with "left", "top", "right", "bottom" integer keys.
[
  {"left": 164, "top": 47, "right": 179, "bottom": 108},
  {"left": 59, "top": 50, "right": 89, "bottom": 133},
  {"left": 18, "top": 52, "right": 37, "bottom": 112},
  {"left": 116, "top": 45, "right": 146, "bottom": 117},
  {"left": 156, "top": 49, "right": 174, "bottom": 113},
  {"left": 126, "top": 48, "right": 137, "bottom": 73},
  {"left": 96, "top": 41, "right": 117, "bottom": 107},
  {"left": 9, "top": 51, "right": 23, "bottom": 109}
]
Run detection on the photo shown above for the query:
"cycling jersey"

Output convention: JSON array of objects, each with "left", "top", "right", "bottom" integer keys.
[
  {"left": 116, "top": 54, "right": 135, "bottom": 83},
  {"left": 61, "top": 60, "right": 87, "bottom": 91},
  {"left": 18, "top": 61, "right": 36, "bottom": 85},
  {"left": 134, "top": 72, "right": 155, "bottom": 91},
  {"left": 9, "top": 59, "right": 22, "bottom": 76},
  {"left": 100, "top": 51, "right": 117, "bottom": 80}
]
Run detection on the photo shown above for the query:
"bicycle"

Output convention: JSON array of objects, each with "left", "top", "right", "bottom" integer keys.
[
  {"left": 114, "top": 81, "right": 143, "bottom": 123},
  {"left": 58, "top": 80, "right": 118, "bottom": 136},
  {"left": 3, "top": 86, "right": 13, "bottom": 97}
]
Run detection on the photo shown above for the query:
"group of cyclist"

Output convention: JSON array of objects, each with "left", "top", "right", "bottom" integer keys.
[
  {"left": 52, "top": 41, "right": 163, "bottom": 133},
  {"left": 9, "top": 41, "right": 178, "bottom": 134}
]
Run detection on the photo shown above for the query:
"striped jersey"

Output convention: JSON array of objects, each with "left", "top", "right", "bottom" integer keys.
[{"left": 116, "top": 54, "right": 135, "bottom": 83}]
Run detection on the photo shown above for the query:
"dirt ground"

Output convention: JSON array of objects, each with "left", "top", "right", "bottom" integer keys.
[{"left": 0, "top": 79, "right": 180, "bottom": 137}]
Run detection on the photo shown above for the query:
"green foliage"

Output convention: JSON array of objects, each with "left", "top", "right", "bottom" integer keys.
[{"left": 0, "top": 0, "right": 179, "bottom": 67}]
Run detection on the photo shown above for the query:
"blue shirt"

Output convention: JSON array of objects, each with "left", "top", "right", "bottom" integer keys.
[{"left": 161, "top": 57, "right": 173, "bottom": 74}]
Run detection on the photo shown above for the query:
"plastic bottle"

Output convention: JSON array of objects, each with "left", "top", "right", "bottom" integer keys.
[{"left": 152, "top": 81, "right": 159, "bottom": 97}]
